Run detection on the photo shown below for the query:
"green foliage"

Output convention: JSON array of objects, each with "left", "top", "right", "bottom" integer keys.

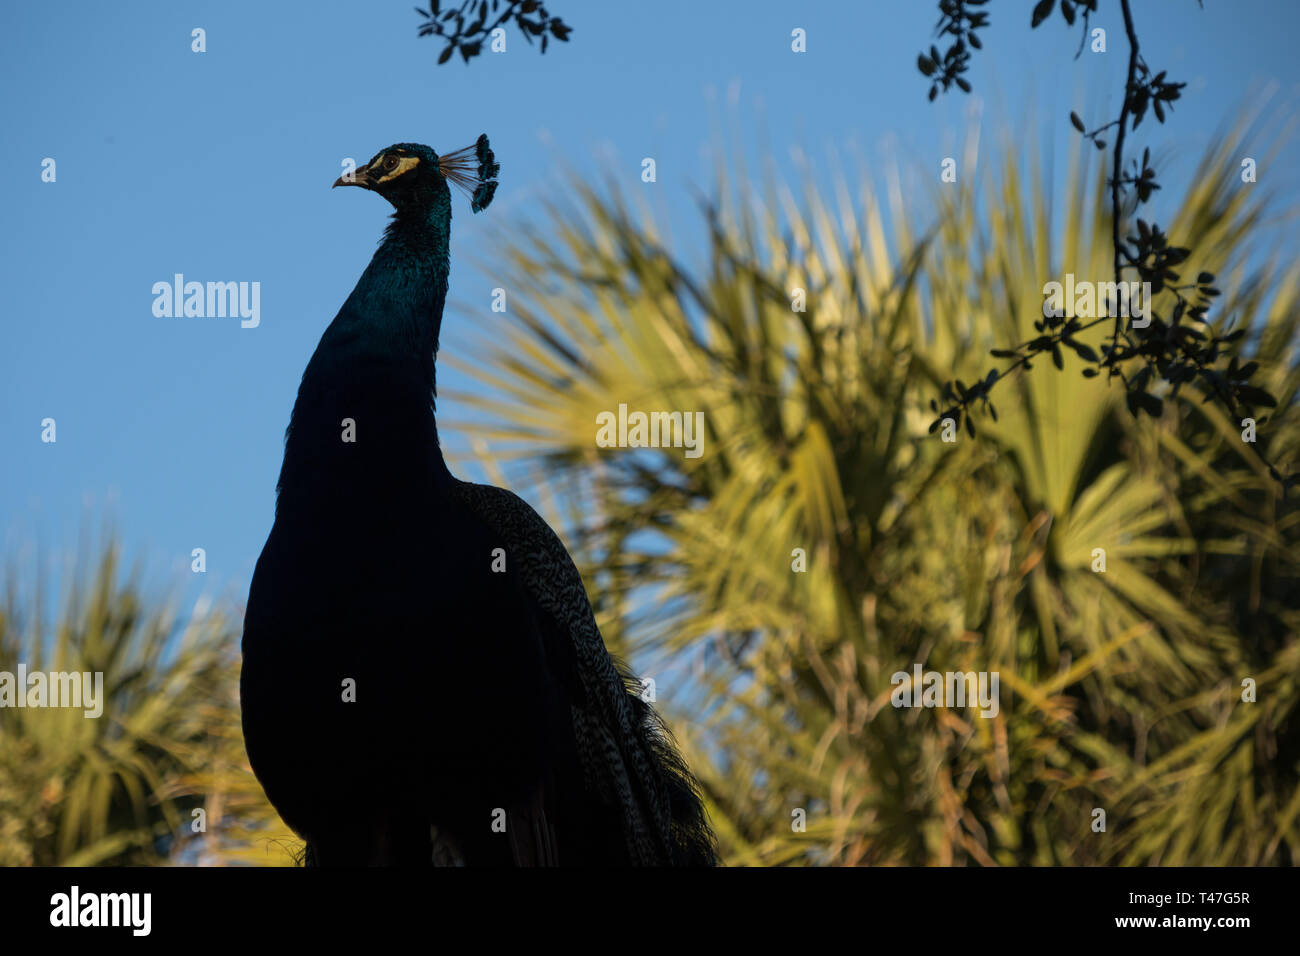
[
  {"left": 416, "top": 0, "right": 571, "bottom": 64},
  {"left": 920, "top": 0, "right": 1290, "bottom": 487},
  {"left": 0, "top": 542, "right": 296, "bottom": 866},
  {"left": 449, "top": 120, "right": 1300, "bottom": 865}
]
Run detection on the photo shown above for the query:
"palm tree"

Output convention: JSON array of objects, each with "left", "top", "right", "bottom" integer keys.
[
  {"left": 447, "top": 116, "right": 1300, "bottom": 865},
  {"left": 0, "top": 539, "right": 297, "bottom": 865}
]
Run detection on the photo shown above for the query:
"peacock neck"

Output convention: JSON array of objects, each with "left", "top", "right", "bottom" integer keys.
[
  {"left": 328, "top": 204, "right": 452, "bottom": 387},
  {"left": 280, "top": 204, "right": 457, "bottom": 505}
]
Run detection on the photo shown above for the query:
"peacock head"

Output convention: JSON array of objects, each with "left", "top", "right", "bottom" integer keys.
[{"left": 331, "top": 136, "right": 499, "bottom": 215}]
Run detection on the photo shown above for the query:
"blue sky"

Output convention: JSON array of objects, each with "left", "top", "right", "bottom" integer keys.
[{"left": 2, "top": 0, "right": 1298, "bottom": 610}]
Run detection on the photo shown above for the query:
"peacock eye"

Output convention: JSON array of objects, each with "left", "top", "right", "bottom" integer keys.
[{"left": 383, "top": 155, "right": 399, "bottom": 171}]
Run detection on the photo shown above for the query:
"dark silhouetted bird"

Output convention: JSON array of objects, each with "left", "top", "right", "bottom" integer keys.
[{"left": 239, "top": 137, "right": 716, "bottom": 866}]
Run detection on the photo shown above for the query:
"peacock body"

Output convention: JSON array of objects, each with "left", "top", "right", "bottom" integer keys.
[{"left": 239, "top": 137, "right": 716, "bottom": 866}]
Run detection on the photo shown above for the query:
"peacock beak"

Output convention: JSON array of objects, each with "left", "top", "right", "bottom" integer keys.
[{"left": 332, "top": 164, "right": 373, "bottom": 189}]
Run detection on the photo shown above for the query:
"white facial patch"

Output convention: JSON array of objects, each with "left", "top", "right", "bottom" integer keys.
[{"left": 373, "top": 155, "right": 421, "bottom": 184}]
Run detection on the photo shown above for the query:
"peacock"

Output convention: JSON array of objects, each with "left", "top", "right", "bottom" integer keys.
[{"left": 239, "top": 136, "right": 717, "bottom": 866}]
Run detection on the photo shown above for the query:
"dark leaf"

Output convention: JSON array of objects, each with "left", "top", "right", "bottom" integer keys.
[
  {"left": 1136, "top": 391, "right": 1164, "bottom": 417},
  {"left": 1069, "top": 341, "right": 1099, "bottom": 363},
  {"left": 1132, "top": 90, "right": 1148, "bottom": 129},
  {"left": 1070, "top": 111, "right": 1085, "bottom": 132},
  {"left": 1031, "top": 0, "right": 1055, "bottom": 28},
  {"left": 1237, "top": 385, "right": 1277, "bottom": 408}
]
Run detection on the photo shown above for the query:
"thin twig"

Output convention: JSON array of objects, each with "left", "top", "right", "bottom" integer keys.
[{"left": 1108, "top": 0, "right": 1140, "bottom": 375}]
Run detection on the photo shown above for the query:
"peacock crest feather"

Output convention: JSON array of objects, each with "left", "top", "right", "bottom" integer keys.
[{"left": 438, "top": 134, "right": 499, "bottom": 213}]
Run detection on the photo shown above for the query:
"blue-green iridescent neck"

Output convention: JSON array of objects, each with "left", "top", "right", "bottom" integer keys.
[{"left": 325, "top": 190, "right": 454, "bottom": 385}]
